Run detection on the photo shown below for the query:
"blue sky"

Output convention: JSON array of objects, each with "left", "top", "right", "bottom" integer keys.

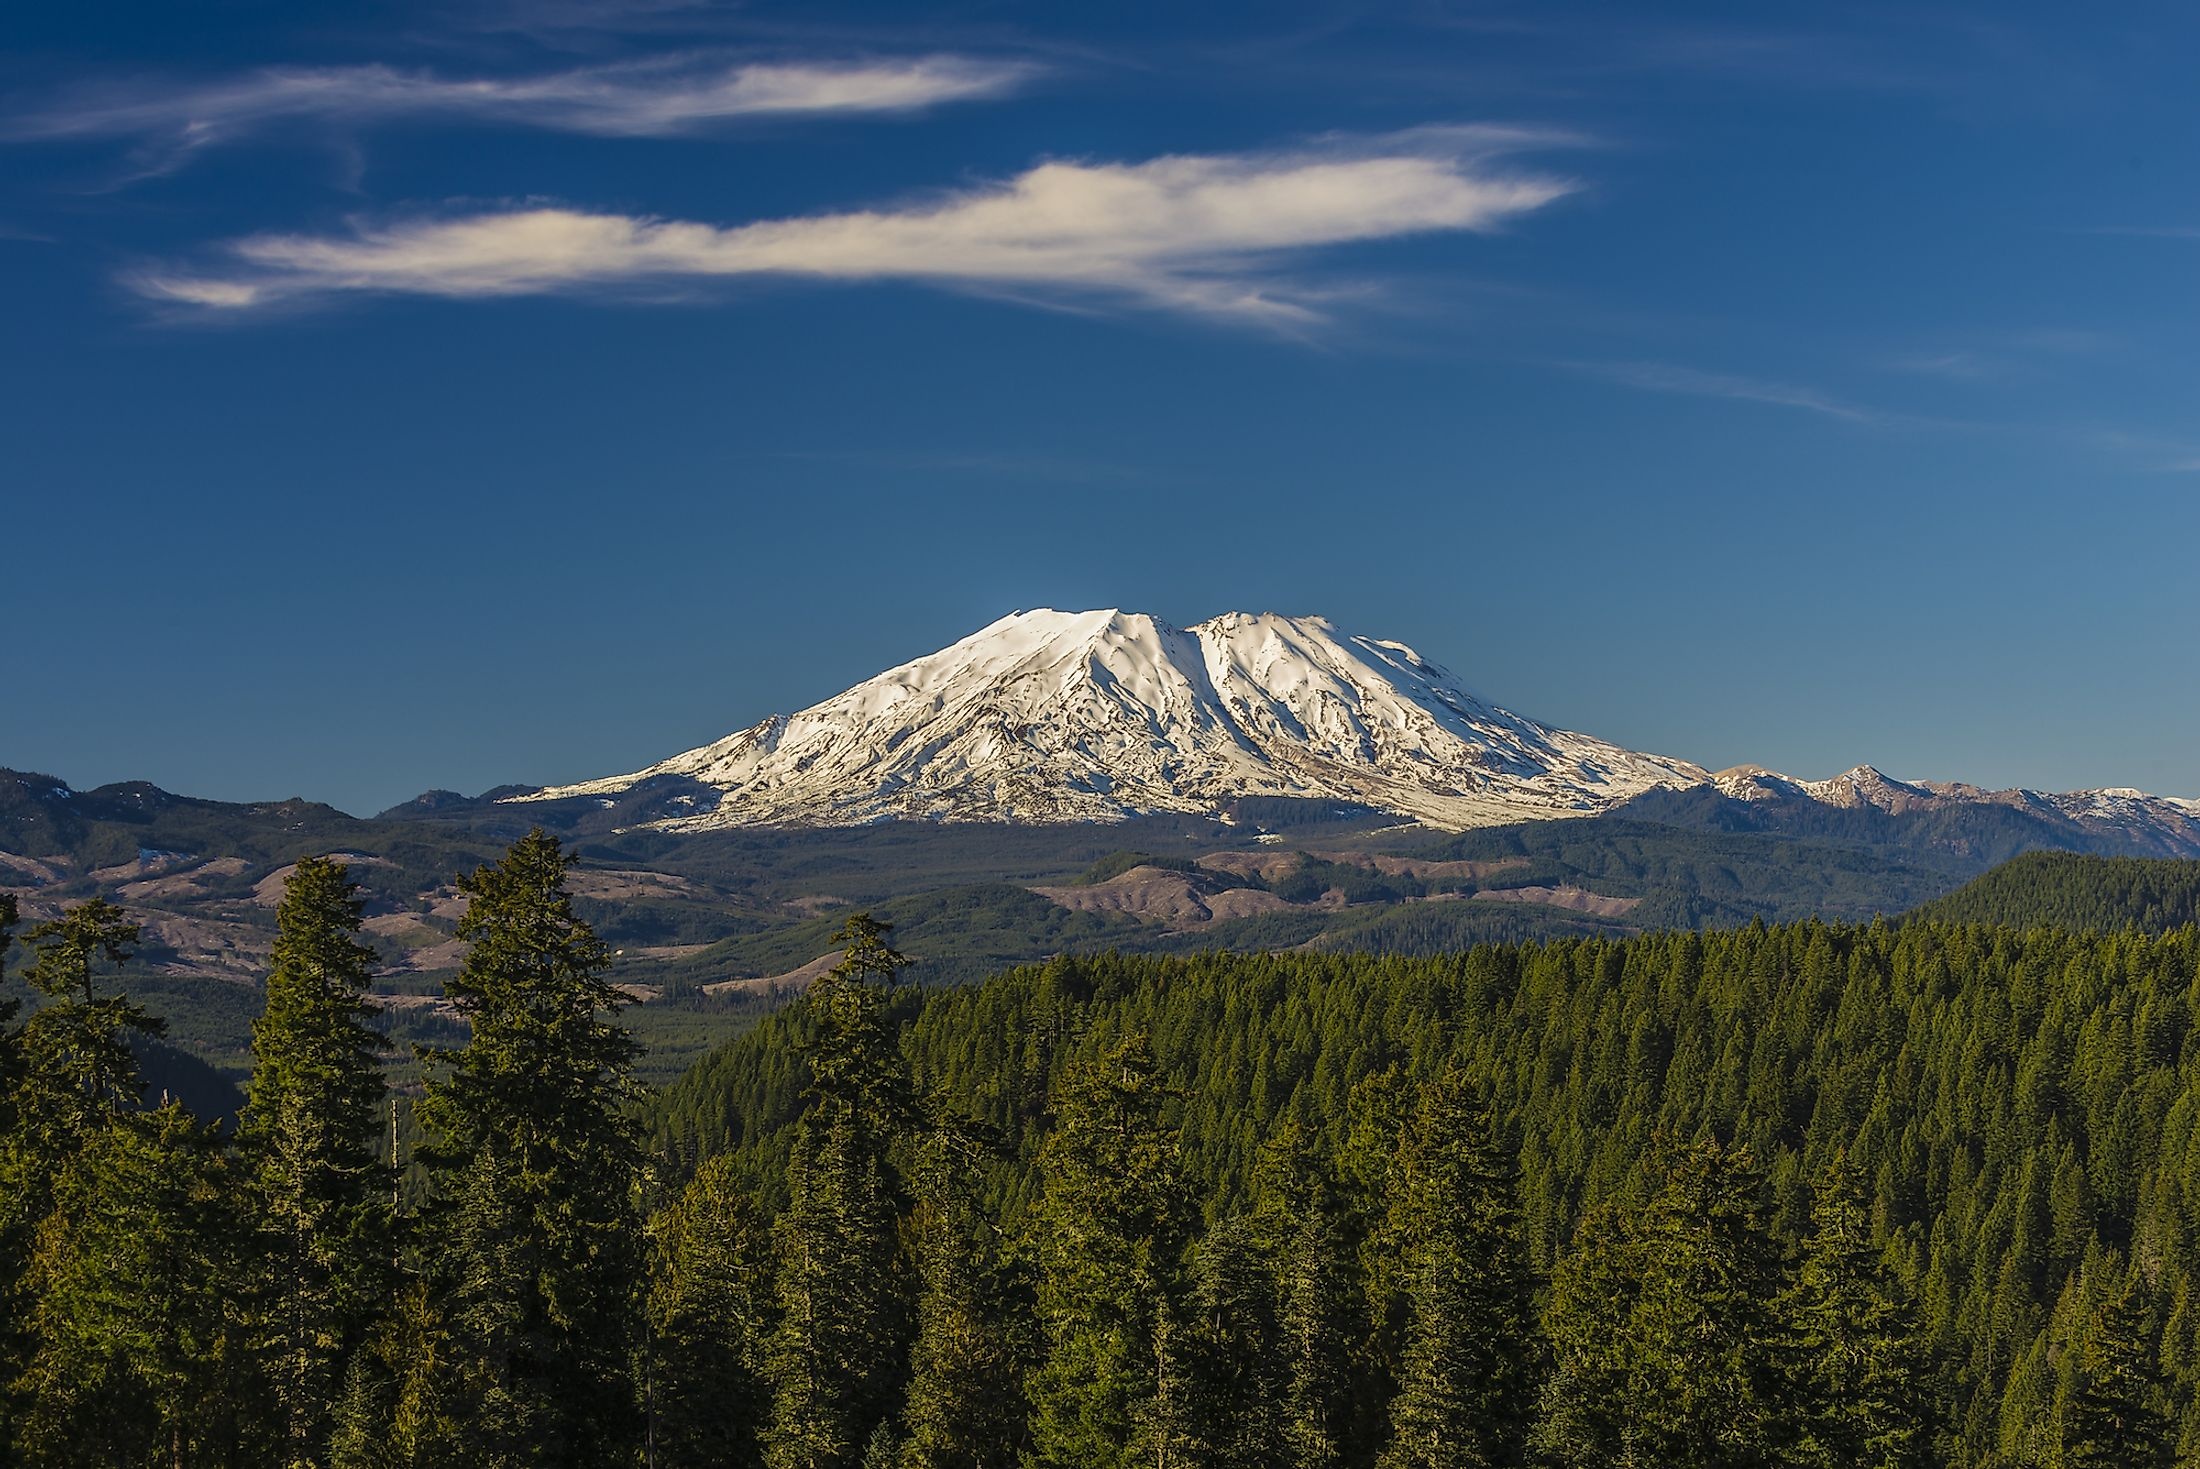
[{"left": 4, "top": 1, "right": 2197, "bottom": 815}]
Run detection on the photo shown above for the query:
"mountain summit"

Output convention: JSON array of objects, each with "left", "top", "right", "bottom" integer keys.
[
  {"left": 515, "top": 608, "right": 2200, "bottom": 848},
  {"left": 523, "top": 608, "right": 1710, "bottom": 829}
]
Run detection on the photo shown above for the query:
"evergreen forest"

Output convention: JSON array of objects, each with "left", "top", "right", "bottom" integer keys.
[
  {"left": 3, "top": 834, "right": 2199, "bottom": 1467},
  {"left": 1908, "top": 852, "right": 2200, "bottom": 935}
]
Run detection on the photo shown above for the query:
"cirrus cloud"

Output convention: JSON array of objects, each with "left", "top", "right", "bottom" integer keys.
[
  {"left": 8, "top": 53, "right": 1039, "bottom": 164},
  {"left": 132, "top": 127, "right": 1580, "bottom": 325},
  {"left": 1559, "top": 359, "right": 1878, "bottom": 422}
]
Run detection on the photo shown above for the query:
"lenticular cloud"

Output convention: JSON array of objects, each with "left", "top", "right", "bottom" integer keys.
[{"left": 133, "top": 128, "right": 1579, "bottom": 324}]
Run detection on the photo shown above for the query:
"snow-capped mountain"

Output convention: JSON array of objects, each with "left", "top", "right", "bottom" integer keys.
[
  {"left": 521, "top": 608, "right": 1710, "bottom": 830},
  {"left": 1712, "top": 764, "right": 2200, "bottom": 857},
  {"left": 515, "top": 608, "right": 2200, "bottom": 848}
]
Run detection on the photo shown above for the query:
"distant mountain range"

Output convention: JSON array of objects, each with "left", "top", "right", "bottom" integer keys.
[
  {"left": 512, "top": 607, "right": 2200, "bottom": 854},
  {"left": 7, "top": 607, "right": 2198, "bottom": 1087}
]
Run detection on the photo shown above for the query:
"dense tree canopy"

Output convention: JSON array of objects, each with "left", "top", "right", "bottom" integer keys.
[
  {"left": 3, "top": 829, "right": 2198, "bottom": 1465},
  {"left": 1908, "top": 853, "right": 2200, "bottom": 934},
  {"left": 662, "top": 919, "right": 2200, "bottom": 1466}
]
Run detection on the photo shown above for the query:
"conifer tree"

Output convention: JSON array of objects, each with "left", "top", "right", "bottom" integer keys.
[
  {"left": 12, "top": 1101, "right": 246, "bottom": 1467},
  {"left": 0, "top": 891, "right": 19, "bottom": 1105},
  {"left": 1537, "top": 1137, "right": 1788, "bottom": 1468},
  {"left": 1992, "top": 1330, "right": 2057, "bottom": 1469},
  {"left": 1780, "top": 1157, "right": 1936, "bottom": 1468},
  {"left": 243, "top": 856, "right": 391, "bottom": 1469},
  {"left": 2064, "top": 1271, "right": 2173, "bottom": 1469},
  {"left": 1340, "top": 1068, "right": 1415, "bottom": 1456},
  {"left": 0, "top": 898, "right": 159, "bottom": 1403},
  {"left": 11, "top": 897, "right": 154, "bottom": 1152},
  {"left": 1530, "top": 1194, "right": 1639, "bottom": 1469},
  {"left": 766, "top": 915, "right": 915, "bottom": 1469},
  {"left": 331, "top": 1279, "right": 462, "bottom": 1469},
  {"left": 1179, "top": 1216, "right": 1283, "bottom": 1469},
  {"left": 861, "top": 1421, "right": 901, "bottom": 1469},
  {"left": 648, "top": 1154, "right": 771, "bottom": 1469},
  {"left": 1249, "top": 1126, "right": 1355, "bottom": 1469},
  {"left": 1024, "top": 1034, "right": 1194, "bottom": 1469},
  {"left": 0, "top": 891, "right": 20, "bottom": 1336},
  {"left": 899, "top": 1115, "right": 1031, "bottom": 1469},
  {"left": 1640, "top": 1138, "right": 1794, "bottom": 1467},
  {"left": 1377, "top": 1071, "right": 1535, "bottom": 1469},
  {"left": 417, "top": 829, "right": 644, "bottom": 1466}
]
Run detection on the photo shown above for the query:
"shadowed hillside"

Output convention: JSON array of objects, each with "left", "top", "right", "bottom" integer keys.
[{"left": 1906, "top": 851, "right": 2200, "bottom": 932}]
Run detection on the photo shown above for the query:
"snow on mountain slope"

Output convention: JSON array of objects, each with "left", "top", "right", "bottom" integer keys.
[
  {"left": 522, "top": 609, "right": 1711, "bottom": 831},
  {"left": 516, "top": 607, "right": 2200, "bottom": 846},
  {"left": 1714, "top": 764, "right": 1944, "bottom": 814},
  {"left": 1712, "top": 764, "right": 2200, "bottom": 856}
]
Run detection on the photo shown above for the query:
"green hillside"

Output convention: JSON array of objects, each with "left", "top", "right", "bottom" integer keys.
[
  {"left": 15, "top": 762, "right": 2200, "bottom": 1091},
  {"left": 658, "top": 919, "right": 2200, "bottom": 1465},
  {"left": 15, "top": 826, "right": 2200, "bottom": 1462},
  {"left": 1907, "top": 851, "right": 2200, "bottom": 932}
]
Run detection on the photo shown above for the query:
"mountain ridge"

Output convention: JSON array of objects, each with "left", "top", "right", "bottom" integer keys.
[
  {"left": 514, "top": 607, "right": 2200, "bottom": 853},
  {"left": 520, "top": 607, "right": 1712, "bottom": 830}
]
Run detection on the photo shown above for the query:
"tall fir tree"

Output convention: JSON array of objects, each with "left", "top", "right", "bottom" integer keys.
[
  {"left": 1537, "top": 1137, "right": 1790, "bottom": 1469},
  {"left": 1178, "top": 1216, "right": 1284, "bottom": 1469},
  {"left": 0, "top": 898, "right": 161, "bottom": 1413},
  {"left": 417, "top": 829, "right": 644, "bottom": 1467},
  {"left": 12, "top": 1101, "right": 251, "bottom": 1467},
  {"left": 243, "top": 856, "right": 392, "bottom": 1469},
  {"left": 1249, "top": 1125, "right": 1356, "bottom": 1469},
  {"left": 647, "top": 1154, "right": 772, "bottom": 1469},
  {"left": 1990, "top": 1329, "right": 2058, "bottom": 1469},
  {"left": 765, "top": 915, "right": 915, "bottom": 1469},
  {"left": 9, "top": 897, "right": 155, "bottom": 1154},
  {"left": 1340, "top": 1068, "right": 1415, "bottom": 1460},
  {"left": 2064, "top": 1270, "right": 2173, "bottom": 1469},
  {"left": 1637, "top": 1138, "right": 1793, "bottom": 1467},
  {"left": 1779, "top": 1156, "right": 1936, "bottom": 1468},
  {"left": 1376, "top": 1071, "right": 1536, "bottom": 1469},
  {"left": 1530, "top": 1192, "right": 1640, "bottom": 1469},
  {"left": 0, "top": 890, "right": 21, "bottom": 1298},
  {"left": 330, "top": 1279, "right": 462, "bottom": 1469},
  {"left": 0, "top": 891, "right": 19, "bottom": 1117},
  {"left": 898, "top": 1114, "right": 1032, "bottom": 1469},
  {"left": 1024, "top": 1034, "right": 1195, "bottom": 1469}
]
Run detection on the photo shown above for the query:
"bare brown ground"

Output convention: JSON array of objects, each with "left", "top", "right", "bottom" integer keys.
[
  {"left": 703, "top": 950, "right": 847, "bottom": 1000},
  {"left": 1471, "top": 885, "right": 1640, "bottom": 919},
  {"left": 563, "top": 869, "right": 703, "bottom": 901},
  {"left": 252, "top": 854, "right": 395, "bottom": 906},
  {"left": 119, "top": 856, "right": 252, "bottom": 902},
  {"left": 0, "top": 851, "right": 69, "bottom": 886},
  {"left": 1034, "top": 865, "right": 1296, "bottom": 930}
]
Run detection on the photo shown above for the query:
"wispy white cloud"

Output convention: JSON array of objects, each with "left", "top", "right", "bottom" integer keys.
[
  {"left": 1882, "top": 329, "right": 2117, "bottom": 381},
  {"left": 7, "top": 53, "right": 1038, "bottom": 166},
  {"left": 2089, "top": 428, "right": 2200, "bottom": 474},
  {"left": 1559, "top": 359, "right": 1877, "bottom": 422},
  {"left": 130, "top": 127, "right": 1579, "bottom": 324}
]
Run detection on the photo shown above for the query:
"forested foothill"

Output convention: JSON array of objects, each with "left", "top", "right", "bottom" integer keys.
[
  {"left": 1, "top": 836, "right": 2197, "bottom": 1464},
  {"left": 1907, "top": 852, "right": 2200, "bottom": 935},
  {"left": 6, "top": 764, "right": 2180, "bottom": 1092}
]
